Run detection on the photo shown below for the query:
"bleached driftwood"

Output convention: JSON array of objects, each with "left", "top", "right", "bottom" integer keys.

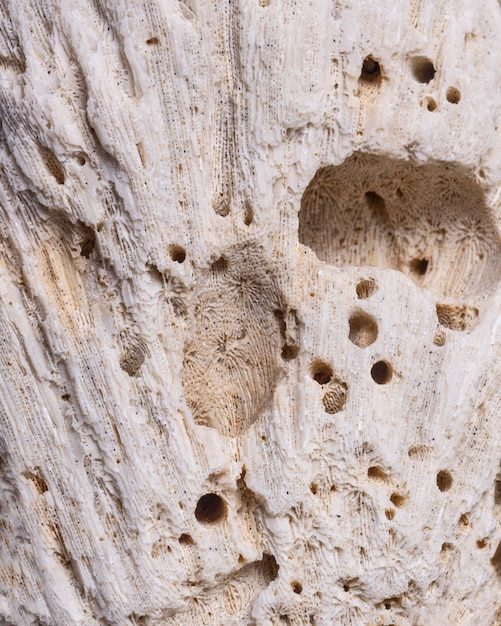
[{"left": 1, "top": 0, "right": 501, "bottom": 624}]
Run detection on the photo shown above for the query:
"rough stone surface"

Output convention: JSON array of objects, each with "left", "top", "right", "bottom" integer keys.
[{"left": 1, "top": 0, "right": 501, "bottom": 624}]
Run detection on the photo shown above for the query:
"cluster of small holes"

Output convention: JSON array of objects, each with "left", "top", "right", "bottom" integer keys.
[{"left": 194, "top": 493, "right": 226, "bottom": 524}]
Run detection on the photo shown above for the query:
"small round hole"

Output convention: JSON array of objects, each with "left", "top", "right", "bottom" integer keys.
[
  {"left": 170, "top": 245, "right": 186, "bottom": 263},
  {"left": 310, "top": 360, "right": 333, "bottom": 385},
  {"left": 426, "top": 97, "right": 437, "bottom": 112},
  {"left": 76, "top": 154, "right": 86, "bottom": 166},
  {"left": 179, "top": 533, "right": 194, "bottom": 545},
  {"left": 356, "top": 278, "right": 378, "bottom": 299},
  {"left": 390, "top": 492, "right": 405, "bottom": 508},
  {"left": 371, "top": 360, "right": 392, "bottom": 384},
  {"left": 436, "top": 470, "right": 453, "bottom": 492},
  {"left": 446, "top": 86, "right": 461, "bottom": 104},
  {"left": 291, "top": 581, "right": 303, "bottom": 594},
  {"left": 349, "top": 310, "right": 378, "bottom": 348},
  {"left": 194, "top": 493, "right": 226, "bottom": 524},
  {"left": 367, "top": 466, "right": 389, "bottom": 482},
  {"left": 310, "top": 482, "right": 318, "bottom": 495},
  {"left": 477, "top": 539, "right": 487, "bottom": 549},
  {"left": 410, "top": 56, "right": 435, "bottom": 83},
  {"left": 409, "top": 258, "right": 429, "bottom": 276},
  {"left": 146, "top": 37, "right": 159, "bottom": 45},
  {"left": 359, "top": 56, "right": 381, "bottom": 84},
  {"left": 385, "top": 508, "right": 395, "bottom": 520}
]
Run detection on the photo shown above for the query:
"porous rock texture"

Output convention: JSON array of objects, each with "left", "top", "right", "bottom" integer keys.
[{"left": 1, "top": 0, "right": 501, "bottom": 624}]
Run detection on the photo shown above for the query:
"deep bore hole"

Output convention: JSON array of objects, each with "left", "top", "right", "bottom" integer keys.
[
  {"left": 410, "top": 56, "right": 436, "bottom": 83},
  {"left": 291, "top": 581, "right": 303, "bottom": 594},
  {"left": 310, "top": 360, "right": 333, "bottom": 385},
  {"left": 364, "top": 191, "right": 388, "bottom": 220},
  {"left": 359, "top": 56, "right": 381, "bottom": 84},
  {"left": 178, "top": 533, "right": 194, "bottom": 545},
  {"left": 446, "top": 86, "right": 461, "bottom": 104},
  {"left": 349, "top": 310, "right": 378, "bottom": 348},
  {"left": 436, "top": 470, "right": 453, "bottom": 492},
  {"left": 170, "top": 245, "right": 186, "bottom": 263},
  {"left": 410, "top": 258, "right": 429, "bottom": 276},
  {"left": 371, "top": 360, "right": 392, "bottom": 384},
  {"left": 390, "top": 492, "right": 405, "bottom": 508},
  {"left": 146, "top": 37, "right": 159, "bottom": 45},
  {"left": 194, "top": 493, "right": 226, "bottom": 524}
]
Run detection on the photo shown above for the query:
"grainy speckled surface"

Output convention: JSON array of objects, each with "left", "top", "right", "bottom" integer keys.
[{"left": 1, "top": 0, "right": 501, "bottom": 624}]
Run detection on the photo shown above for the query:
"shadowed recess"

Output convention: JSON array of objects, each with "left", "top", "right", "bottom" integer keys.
[
  {"left": 299, "top": 153, "right": 501, "bottom": 298},
  {"left": 182, "top": 243, "right": 287, "bottom": 437}
]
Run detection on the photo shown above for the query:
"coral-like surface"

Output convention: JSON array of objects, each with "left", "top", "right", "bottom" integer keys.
[{"left": 0, "top": 0, "right": 501, "bottom": 624}]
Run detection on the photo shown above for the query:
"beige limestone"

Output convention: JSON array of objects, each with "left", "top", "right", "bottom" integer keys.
[{"left": 0, "top": 0, "right": 501, "bottom": 624}]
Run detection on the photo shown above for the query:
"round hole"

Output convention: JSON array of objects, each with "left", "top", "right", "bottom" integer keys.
[
  {"left": 367, "top": 466, "right": 389, "bottom": 482},
  {"left": 349, "top": 310, "right": 378, "bottom": 348},
  {"left": 356, "top": 277, "right": 378, "bottom": 299},
  {"left": 410, "top": 56, "right": 436, "bottom": 83},
  {"left": 409, "top": 258, "right": 429, "bottom": 276},
  {"left": 170, "top": 245, "right": 186, "bottom": 263},
  {"left": 390, "top": 492, "right": 405, "bottom": 508},
  {"left": 146, "top": 37, "right": 159, "bottom": 45},
  {"left": 194, "top": 493, "right": 226, "bottom": 524},
  {"left": 310, "top": 360, "right": 333, "bottom": 385},
  {"left": 436, "top": 470, "right": 453, "bottom": 492},
  {"left": 310, "top": 482, "right": 318, "bottom": 495},
  {"left": 359, "top": 56, "right": 381, "bottom": 84},
  {"left": 178, "top": 533, "right": 194, "bottom": 545},
  {"left": 426, "top": 97, "right": 437, "bottom": 112},
  {"left": 291, "top": 581, "right": 303, "bottom": 594},
  {"left": 371, "top": 360, "right": 392, "bottom": 384},
  {"left": 76, "top": 154, "right": 86, "bottom": 166},
  {"left": 446, "top": 86, "right": 461, "bottom": 104}
]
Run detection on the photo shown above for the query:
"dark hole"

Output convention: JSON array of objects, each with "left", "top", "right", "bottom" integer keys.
[
  {"left": 427, "top": 98, "right": 437, "bottom": 112},
  {"left": 410, "top": 258, "right": 429, "bottom": 276},
  {"left": 194, "top": 493, "right": 226, "bottom": 524},
  {"left": 410, "top": 56, "right": 436, "bottom": 83},
  {"left": 291, "top": 581, "right": 303, "bottom": 594},
  {"left": 261, "top": 553, "right": 279, "bottom": 582},
  {"left": 211, "top": 256, "right": 228, "bottom": 272},
  {"left": 311, "top": 360, "right": 333, "bottom": 385},
  {"left": 371, "top": 360, "right": 392, "bottom": 384},
  {"left": 282, "top": 344, "right": 299, "bottom": 361},
  {"left": 364, "top": 191, "right": 388, "bottom": 221},
  {"left": 491, "top": 541, "right": 501, "bottom": 577},
  {"left": 446, "top": 86, "right": 461, "bottom": 104},
  {"left": 146, "top": 37, "right": 159, "bottom": 45},
  {"left": 178, "top": 533, "right": 194, "bottom": 545},
  {"left": 170, "top": 245, "right": 186, "bottom": 263},
  {"left": 360, "top": 56, "right": 381, "bottom": 83},
  {"left": 437, "top": 470, "right": 453, "bottom": 492}
]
